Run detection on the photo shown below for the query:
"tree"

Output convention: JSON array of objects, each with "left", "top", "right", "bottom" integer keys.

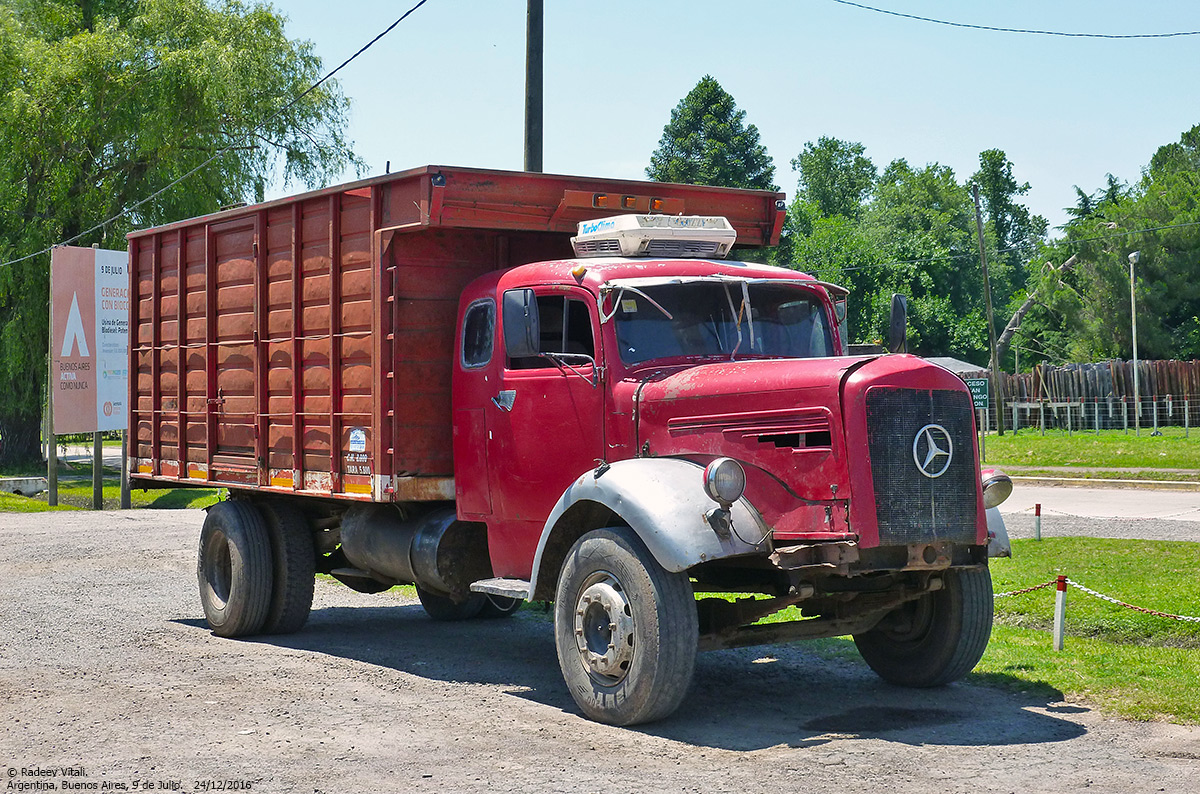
[
  {"left": 646, "top": 76, "right": 775, "bottom": 190},
  {"left": 0, "top": 0, "right": 360, "bottom": 466},
  {"left": 971, "top": 149, "right": 1048, "bottom": 266},
  {"left": 791, "top": 137, "right": 877, "bottom": 220}
]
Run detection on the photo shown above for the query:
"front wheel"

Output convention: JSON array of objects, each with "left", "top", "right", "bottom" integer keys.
[
  {"left": 554, "top": 526, "right": 698, "bottom": 726},
  {"left": 853, "top": 566, "right": 994, "bottom": 687}
]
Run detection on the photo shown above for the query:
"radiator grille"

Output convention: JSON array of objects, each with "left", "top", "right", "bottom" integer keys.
[{"left": 865, "top": 387, "right": 979, "bottom": 545}]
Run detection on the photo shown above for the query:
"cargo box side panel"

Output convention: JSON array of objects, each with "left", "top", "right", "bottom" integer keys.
[{"left": 132, "top": 186, "right": 384, "bottom": 500}]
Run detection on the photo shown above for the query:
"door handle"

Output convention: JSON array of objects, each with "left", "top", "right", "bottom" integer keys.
[{"left": 492, "top": 390, "right": 516, "bottom": 412}]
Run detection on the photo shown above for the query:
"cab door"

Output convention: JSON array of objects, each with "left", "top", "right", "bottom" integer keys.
[{"left": 485, "top": 287, "right": 604, "bottom": 578}]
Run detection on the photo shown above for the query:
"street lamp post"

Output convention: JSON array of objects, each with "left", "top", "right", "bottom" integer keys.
[{"left": 1129, "top": 251, "right": 1140, "bottom": 436}]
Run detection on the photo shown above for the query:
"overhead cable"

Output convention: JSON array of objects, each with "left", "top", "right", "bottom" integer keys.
[{"left": 830, "top": 0, "right": 1200, "bottom": 39}]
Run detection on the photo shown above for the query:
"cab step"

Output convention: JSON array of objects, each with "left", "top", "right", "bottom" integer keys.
[{"left": 470, "top": 578, "right": 531, "bottom": 600}]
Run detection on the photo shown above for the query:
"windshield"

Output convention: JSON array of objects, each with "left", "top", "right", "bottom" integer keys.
[{"left": 612, "top": 282, "right": 835, "bottom": 365}]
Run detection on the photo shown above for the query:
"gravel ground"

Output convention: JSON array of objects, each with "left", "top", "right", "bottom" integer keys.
[{"left": 1, "top": 508, "right": 1197, "bottom": 794}]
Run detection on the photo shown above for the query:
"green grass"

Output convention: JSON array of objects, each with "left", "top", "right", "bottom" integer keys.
[
  {"left": 0, "top": 461, "right": 219, "bottom": 512},
  {"left": 0, "top": 491, "right": 79, "bottom": 512},
  {"left": 991, "top": 537, "right": 1200, "bottom": 648},
  {"left": 715, "top": 537, "right": 1200, "bottom": 723},
  {"left": 984, "top": 426, "right": 1200, "bottom": 471}
]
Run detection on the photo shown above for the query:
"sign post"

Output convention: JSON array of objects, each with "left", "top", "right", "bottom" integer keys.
[
  {"left": 965, "top": 377, "right": 990, "bottom": 463},
  {"left": 49, "top": 246, "right": 130, "bottom": 509}
]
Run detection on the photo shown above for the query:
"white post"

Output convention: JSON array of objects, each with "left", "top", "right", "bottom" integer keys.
[
  {"left": 981, "top": 406, "right": 988, "bottom": 463},
  {"left": 1187, "top": 399, "right": 1190, "bottom": 439},
  {"left": 1035, "top": 503, "right": 1042, "bottom": 542},
  {"left": 1067, "top": 402, "right": 1072, "bottom": 437},
  {"left": 1053, "top": 575, "right": 1067, "bottom": 651},
  {"left": 1095, "top": 399, "right": 1100, "bottom": 434}
]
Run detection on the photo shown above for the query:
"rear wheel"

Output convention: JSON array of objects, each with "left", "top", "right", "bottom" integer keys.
[
  {"left": 197, "top": 500, "right": 273, "bottom": 637},
  {"left": 853, "top": 566, "right": 993, "bottom": 687},
  {"left": 554, "top": 526, "right": 697, "bottom": 726},
  {"left": 478, "top": 594, "right": 522, "bottom": 618},
  {"left": 258, "top": 500, "right": 316, "bottom": 634},
  {"left": 415, "top": 585, "right": 485, "bottom": 621}
]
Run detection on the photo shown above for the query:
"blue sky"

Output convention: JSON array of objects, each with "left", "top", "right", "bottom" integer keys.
[{"left": 273, "top": 0, "right": 1200, "bottom": 231}]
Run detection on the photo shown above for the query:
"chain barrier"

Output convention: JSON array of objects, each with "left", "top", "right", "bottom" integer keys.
[
  {"left": 1013, "top": 504, "right": 1200, "bottom": 521},
  {"left": 993, "top": 578, "right": 1200, "bottom": 622},
  {"left": 994, "top": 580, "right": 1056, "bottom": 598},
  {"left": 1065, "top": 579, "right": 1200, "bottom": 623}
]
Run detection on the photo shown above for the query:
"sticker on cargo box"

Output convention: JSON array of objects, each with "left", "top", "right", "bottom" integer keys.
[{"left": 349, "top": 427, "right": 367, "bottom": 453}]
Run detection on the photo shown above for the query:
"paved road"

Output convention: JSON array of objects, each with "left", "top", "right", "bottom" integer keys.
[{"left": 999, "top": 484, "right": 1200, "bottom": 542}]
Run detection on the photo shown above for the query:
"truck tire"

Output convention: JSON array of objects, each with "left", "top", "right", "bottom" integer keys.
[
  {"left": 197, "top": 500, "right": 273, "bottom": 638},
  {"left": 553, "top": 526, "right": 698, "bottom": 726},
  {"left": 853, "top": 566, "right": 994, "bottom": 687},
  {"left": 259, "top": 500, "right": 316, "bottom": 634},
  {"left": 415, "top": 585, "right": 485, "bottom": 620},
  {"left": 478, "top": 594, "right": 522, "bottom": 618}
]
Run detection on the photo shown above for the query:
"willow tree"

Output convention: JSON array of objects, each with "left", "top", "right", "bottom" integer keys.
[{"left": 0, "top": 0, "right": 360, "bottom": 466}]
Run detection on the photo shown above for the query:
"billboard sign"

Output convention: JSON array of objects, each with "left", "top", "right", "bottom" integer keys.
[{"left": 51, "top": 246, "right": 130, "bottom": 434}]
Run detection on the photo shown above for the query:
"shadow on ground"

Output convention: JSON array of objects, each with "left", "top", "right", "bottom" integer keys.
[{"left": 177, "top": 599, "right": 1086, "bottom": 752}]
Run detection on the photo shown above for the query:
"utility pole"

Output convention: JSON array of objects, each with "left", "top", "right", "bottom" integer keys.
[
  {"left": 524, "top": 0, "right": 543, "bottom": 172},
  {"left": 1129, "top": 251, "right": 1140, "bottom": 436},
  {"left": 972, "top": 183, "right": 1004, "bottom": 436}
]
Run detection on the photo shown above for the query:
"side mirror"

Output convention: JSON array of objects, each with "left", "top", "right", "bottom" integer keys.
[
  {"left": 887, "top": 293, "right": 907, "bottom": 354},
  {"left": 503, "top": 289, "right": 540, "bottom": 358},
  {"left": 834, "top": 297, "right": 849, "bottom": 356}
]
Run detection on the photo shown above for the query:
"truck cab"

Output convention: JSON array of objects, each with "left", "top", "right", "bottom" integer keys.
[{"left": 444, "top": 214, "right": 1009, "bottom": 724}]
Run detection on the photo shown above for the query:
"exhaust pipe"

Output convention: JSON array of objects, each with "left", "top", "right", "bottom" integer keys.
[{"left": 339, "top": 506, "right": 491, "bottom": 598}]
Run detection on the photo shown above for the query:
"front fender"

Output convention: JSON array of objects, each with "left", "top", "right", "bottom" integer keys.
[
  {"left": 528, "top": 457, "right": 771, "bottom": 598},
  {"left": 986, "top": 507, "right": 1012, "bottom": 558}
]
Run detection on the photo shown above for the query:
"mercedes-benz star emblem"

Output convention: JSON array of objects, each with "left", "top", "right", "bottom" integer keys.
[{"left": 912, "top": 424, "right": 953, "bottom": 478}]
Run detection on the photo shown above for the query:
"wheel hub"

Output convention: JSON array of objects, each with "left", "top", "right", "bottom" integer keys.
[{"left": 573, "top": 577, "right": 635, "bottom": 681}]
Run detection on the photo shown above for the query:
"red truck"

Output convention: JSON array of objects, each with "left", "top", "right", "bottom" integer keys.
[{"left": 128, "top": 165, "right": 1012, "bottom": 725}]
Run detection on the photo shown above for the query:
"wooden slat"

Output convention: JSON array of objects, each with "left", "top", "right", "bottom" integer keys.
[
  {"left": 204, "top": 225, "right": 217, "bottom": 474},
  {"left": 255, "top": 209, "right": 268, "bottom": 485},
  {"left": 291, "top": 202, "right": 304, "bottom": 490},
  {"left": 176, "top": 229, "right": 186, "bottom": 476},
  {"left": 328, "top": 194, "right": 342, "bottom": 492},
  {"left": 150, "top": 237, "right": 161, "bottom": 475}
]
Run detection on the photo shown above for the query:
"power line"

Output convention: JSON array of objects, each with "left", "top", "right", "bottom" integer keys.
[
  {"left": 830, "top": 0, "right": 1200, "bottom": 39},
  {"left": 826, "top": 219, "right": 1200, "bottom": 275},
  {"left": 0, "top": 0, "right": 430, "bottom": 273}
]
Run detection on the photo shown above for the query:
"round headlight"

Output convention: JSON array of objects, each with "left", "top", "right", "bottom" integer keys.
[
  {"left": 703, "top": 458, "right": 746, "bottom": 506},
  {"left": 981, "top": 469, "right": 1013, "bottom": 509}
]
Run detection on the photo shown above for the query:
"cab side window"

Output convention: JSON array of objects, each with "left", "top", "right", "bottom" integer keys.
[
  {"left": 461, "top": 300, "right": 495, "bottom": 368},
  {"left": 509, "top": 296, "right": 595, "bottom": 369}
]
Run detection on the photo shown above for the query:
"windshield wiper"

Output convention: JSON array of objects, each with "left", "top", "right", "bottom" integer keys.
[
  {"left": 599, "top": 285, "right": 674, "bottom": 324},
  {"left": 721, "top": 281, "right": 756, "bottom": 361}
]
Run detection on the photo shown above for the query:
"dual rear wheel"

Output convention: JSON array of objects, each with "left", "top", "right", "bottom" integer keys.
[{"left": 197, "top": 499, "right": 315, "bottom": 637}]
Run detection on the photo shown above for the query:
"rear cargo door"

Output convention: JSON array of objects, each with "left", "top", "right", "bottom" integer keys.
[
  {"left": 486, "top": 288, "right": 604, "bottom": 578},
  {"left": 208, "top": 215, "right": 261, "bottom": 476}
]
